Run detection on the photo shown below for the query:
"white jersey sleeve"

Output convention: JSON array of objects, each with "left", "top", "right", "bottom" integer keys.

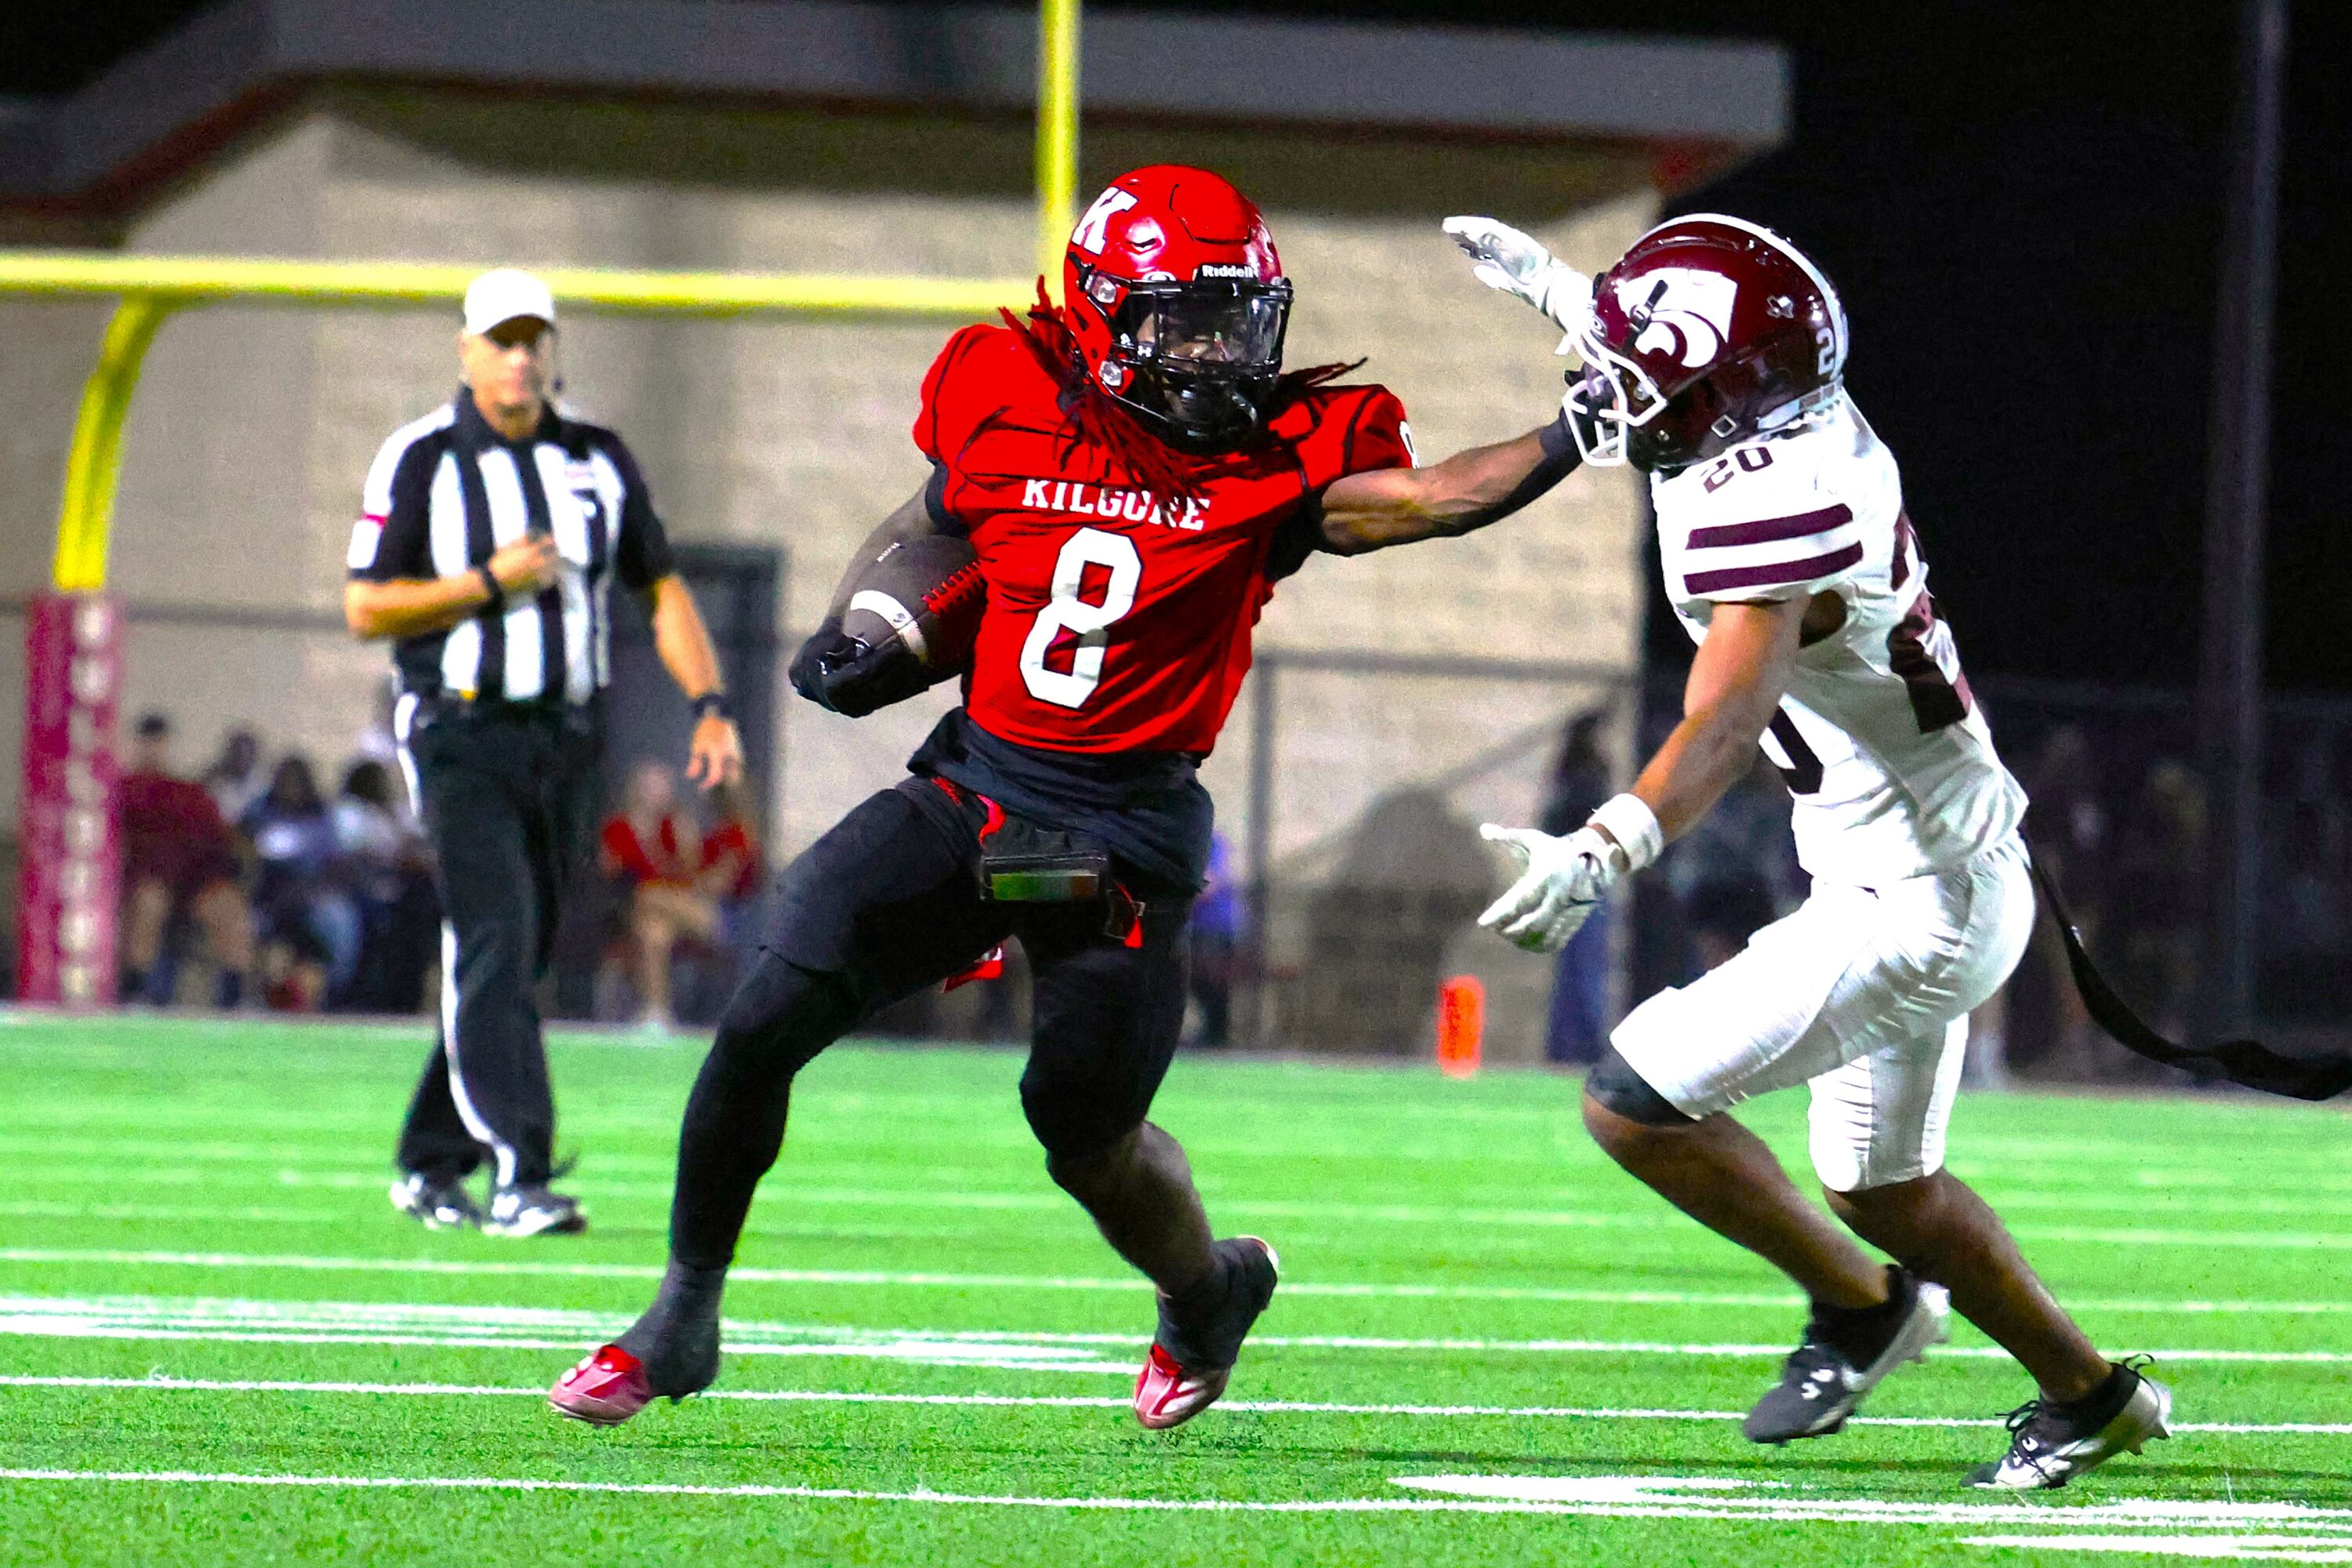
[{"left": 1650, "top": 394, "right": 2026, "bottom": 885}]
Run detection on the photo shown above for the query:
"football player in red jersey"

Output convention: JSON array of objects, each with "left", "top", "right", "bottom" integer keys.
[{"left": 552, "top": 166, "right": 1589, "bottom": 1432}]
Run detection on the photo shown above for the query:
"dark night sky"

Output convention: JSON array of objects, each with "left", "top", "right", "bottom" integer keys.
[{"left": 8, "top": 1, "right": 2344, "bottom": 694}]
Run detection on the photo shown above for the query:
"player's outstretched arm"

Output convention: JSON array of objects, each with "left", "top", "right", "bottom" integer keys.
[
  {"left": 1477, "top": 596, "right": 1809, "bottom": 953},
  {"left": 1315, "top": 414, "right": 1581, "bottom": 556}
]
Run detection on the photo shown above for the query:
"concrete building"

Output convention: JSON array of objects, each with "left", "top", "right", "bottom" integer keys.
[{"left": 0, "top": 0, "right": 1786, "bottom": 1053}]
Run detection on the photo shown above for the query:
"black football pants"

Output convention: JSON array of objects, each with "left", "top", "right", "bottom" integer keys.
[
  {"left": 668, "top": 780, "right": 1193, "bottom": 1271},
  {"left": 395, "top": 702, "right": 601, "bottom": 1189}
]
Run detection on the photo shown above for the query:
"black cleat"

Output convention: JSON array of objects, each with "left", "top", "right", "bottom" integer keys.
[
  {"left": 389, "top": 1171, "right": 481, "bottom": 1231},
  {"left": 482, "top": 1183, "right": 587, "bottom": 1237},
  {"left": 1134, "top": 1237, "right": 1280, "bottom": 1430},
  {"left": 1744, "top": 1266, "right": 1950, "bottom": 1444},
  {"left": 1966, "top": 1360, "right": 2172, "bottom": 1490}
]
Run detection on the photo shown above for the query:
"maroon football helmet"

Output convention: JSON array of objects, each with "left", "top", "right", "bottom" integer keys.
[
  {"left": 1566, "top": 214, "right": 1849, "bottom": 472},
  {"left": 1062, "top": 165, "right": 1293, "bottom": 452}
]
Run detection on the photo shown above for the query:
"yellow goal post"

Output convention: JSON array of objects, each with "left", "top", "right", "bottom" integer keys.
[{"left": 0, "top": 0, "right": 1082, "bottom": 594}]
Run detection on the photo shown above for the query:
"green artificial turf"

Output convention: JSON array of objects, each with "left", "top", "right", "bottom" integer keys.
[{"left": 2, "top": 1011, "right": 2349, "bottom": 1566}]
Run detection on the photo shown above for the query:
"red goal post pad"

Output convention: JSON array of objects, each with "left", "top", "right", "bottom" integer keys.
[{"left": 16, "top": 593, "right": 122, "bottom": 1005}]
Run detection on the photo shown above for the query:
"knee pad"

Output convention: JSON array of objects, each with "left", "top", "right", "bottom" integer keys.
[{"left": 1584, "top": 1045, "right": 1697, "bottom": 1127}]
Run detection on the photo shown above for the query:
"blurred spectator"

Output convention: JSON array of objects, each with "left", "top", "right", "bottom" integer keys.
[
  {"left": 332, "top": 760, "right": 409, "bottom": 868},
  {"left": 601, "top": 759, "right": 717, "bottom": 1029},
  {"left": 119, "top": 712, "right": 255, "bottom": 1007},
  {"left": 241, "top": 754, "right": 356, "bottom": 1011},
  {"left": 347, "top": 681, "right": 407, "bottom": 789},
  {"left": 1539, "top": 710, "right": 1614, "bottom": 1064},
  {"left": 336, "top": 760, "right": 440, "bottom": 1013},
  {"left": 698, "top": 776, "right": 764, "bottom": 933},
  {"left": 200, "top": 726, "right": 269, "bottom": 826},
  {"left": 1187, "top": 831, "right": 1242, "bottom": 1047}
]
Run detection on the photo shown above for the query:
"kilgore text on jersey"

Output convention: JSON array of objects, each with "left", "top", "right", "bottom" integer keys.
[{"left": 1018, "top": 478, "right": 1207, "bottom": 532}]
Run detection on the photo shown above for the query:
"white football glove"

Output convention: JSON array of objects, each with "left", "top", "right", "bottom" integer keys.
[
  {"left": 1443, "top": 216, "right": 1595, "bottom": 345},
  {"left": 1477, "top": 823, "right": 1615, "bottom": 954}
]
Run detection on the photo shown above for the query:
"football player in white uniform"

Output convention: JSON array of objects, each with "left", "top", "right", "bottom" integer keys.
[{"left": 1448, "top": 213, "right": 2172, "bottom": 1490}]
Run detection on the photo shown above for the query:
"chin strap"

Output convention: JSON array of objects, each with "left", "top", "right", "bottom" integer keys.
[{"left": 2027, "top": 848, "right": 2352, "bottom": 1102}]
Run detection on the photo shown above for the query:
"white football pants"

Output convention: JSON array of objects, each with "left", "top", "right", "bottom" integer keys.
[{"left": 1611, "top": 833, "right": 2034, "bottom": 1192}]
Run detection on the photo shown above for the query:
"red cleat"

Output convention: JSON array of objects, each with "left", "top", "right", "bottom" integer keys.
[
  {"left": 549, "top": 1344, "right": 657, "bottom": 1427},
  {"left": 1133, "top": 1236, "right": 1279, "bottom": 1431},
  {"left": 1134, "top": 1342, "right": 1232, "bottom": 1430}
]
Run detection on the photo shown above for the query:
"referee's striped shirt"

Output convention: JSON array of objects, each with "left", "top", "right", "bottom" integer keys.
[{"left": 347, "top": 390, "right": 674, "bottom": 705}]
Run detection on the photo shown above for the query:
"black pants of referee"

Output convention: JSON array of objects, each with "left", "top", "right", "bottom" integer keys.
[
  {"left": 666, "top": 779, "right": 1193, "bottom": 1272},
  {"left": 395, "top": 701, "right": 601, "bottom": 1189}
]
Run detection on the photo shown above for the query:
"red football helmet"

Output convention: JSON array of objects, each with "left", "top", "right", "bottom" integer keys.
[
  {"left": 1566, "top": 214, "right": 1849, "bottom": 471},
  {"left": 1062, "top": 165, "right": 1293, "bottom": 452}
]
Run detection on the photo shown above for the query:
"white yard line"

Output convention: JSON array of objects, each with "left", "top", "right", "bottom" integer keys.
[
  {"left": 21, "top": 1160, "right": 2352, "bottom": 1235},
  {"left": 0, "top": 1294, "right": 2345, "bottom": 1365},
  {"left": 5, "top": 1248, "right": 2350, "bottom": 1319},
  {"left": 5, "top": 1465, "right": 2352, "bottom": 1536},
  {"left": 1, "top": 1374, "right": 2344, "bottom": 1436}
]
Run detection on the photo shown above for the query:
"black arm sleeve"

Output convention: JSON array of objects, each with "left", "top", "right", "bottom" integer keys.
[
  {"left": 605, "top": 435, "right": 677, "bottom": 590},
  {"left": 349, "top": 438, "right": 440, "bottom": 582}
]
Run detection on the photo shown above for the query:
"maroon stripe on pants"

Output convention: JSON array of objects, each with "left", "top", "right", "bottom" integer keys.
[
  {"left": 1686, "top": 503, "right": 1855, "bottom": 550},
  {"left": 1685, "top": 541, "right": 1864, "bottom": 596}
]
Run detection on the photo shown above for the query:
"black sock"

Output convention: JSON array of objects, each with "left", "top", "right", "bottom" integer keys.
[
  {"left": 216, "top": 971, "right": 245, "bottom": 1008},
  {"left": 1165, "top": 1247, "right": 1234, "bottom": 1331},
  {"left": 617, "top": 1258, "right": 728, "bottom": 1396},
  {"left": 1813, "top": 1266, "right": 1909, "bottom": 1352},
  {"left": 2052, "top": 1363, "right": 2132, "bottom": 1421},
  {"left": 122, "top": 967, "right": 147, "bottom": 1000}
]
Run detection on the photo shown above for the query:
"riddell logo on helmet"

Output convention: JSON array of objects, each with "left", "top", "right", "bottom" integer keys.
[{"left": 1194, "top": 263, "right": 1258, "bottom": 280}]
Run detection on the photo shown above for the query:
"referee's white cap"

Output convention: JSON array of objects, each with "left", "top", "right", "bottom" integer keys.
[{"left": 463, "top": 268, "right": 557, "bottom": 336}]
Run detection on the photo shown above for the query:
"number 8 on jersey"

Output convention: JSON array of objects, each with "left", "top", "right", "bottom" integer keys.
[{"left": 1020, "top": 528, "right": 1143, "bottom": 709}]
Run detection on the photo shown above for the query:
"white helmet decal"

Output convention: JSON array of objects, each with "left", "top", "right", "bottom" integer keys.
[{"left": 1624, "top": 267, "right": 1740, "bottom": 370}]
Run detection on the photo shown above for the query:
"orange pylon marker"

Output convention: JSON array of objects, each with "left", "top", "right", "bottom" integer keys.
[{"left": 1436, "top": 975, "right": 1485, "bottom": 1078}]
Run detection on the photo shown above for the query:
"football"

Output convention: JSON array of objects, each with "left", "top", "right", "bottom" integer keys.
[{"left": 839, "top": 532, "right": 985, "bottom": 678}]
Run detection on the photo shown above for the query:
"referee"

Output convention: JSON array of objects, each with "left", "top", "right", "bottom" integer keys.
[{"left": 344, "top": 268, "right": 744, "bottom": 1237}]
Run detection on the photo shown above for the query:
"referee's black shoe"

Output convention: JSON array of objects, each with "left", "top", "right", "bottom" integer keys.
[
  {"left": 1744, "top": 1265, "right": 1950, "bottom": 1444},
  {"left": 484, "top": 1183, "right": 588, "bottom": 1238},
  {"left": 389, "top": 1171, "right": 482, "bottom": 1231}
]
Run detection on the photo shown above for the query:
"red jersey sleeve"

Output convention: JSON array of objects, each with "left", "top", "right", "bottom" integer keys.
[
  {"left": 913, "top": 325, "right": 1005, "bottom": 466},
  {"left": 1286, "top": 384, "right": 1414, "bottom": 492}
]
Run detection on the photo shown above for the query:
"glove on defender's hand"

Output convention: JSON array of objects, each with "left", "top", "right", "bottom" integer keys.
[{"left": 1443, "top": 216, "right": 1595, "bottom": 347}]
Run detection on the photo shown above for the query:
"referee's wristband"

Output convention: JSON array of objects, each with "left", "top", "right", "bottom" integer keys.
[
  {"left": 474, "top": 564, "right": 505, "bottom": 614},
  {"left": 691, "top": 691, "right": 735, "bottom": 722}
]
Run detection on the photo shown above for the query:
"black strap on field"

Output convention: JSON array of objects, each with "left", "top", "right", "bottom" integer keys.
[{"left": 2027, "top": 850, "right": 2352, "bottom": 1102}]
